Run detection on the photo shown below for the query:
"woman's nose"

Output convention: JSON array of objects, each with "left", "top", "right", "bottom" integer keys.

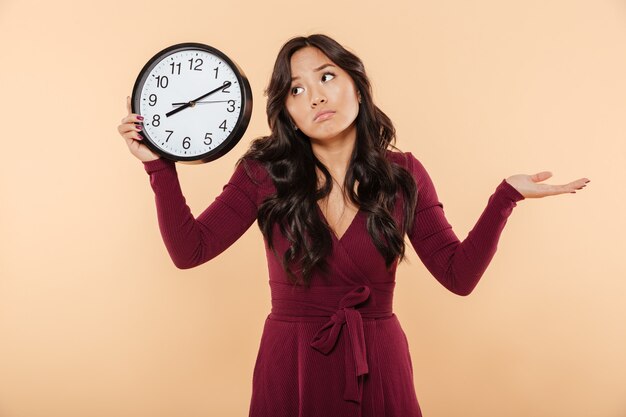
[{"left": 311, "top": 95, "right": 327, "bottom": 107}]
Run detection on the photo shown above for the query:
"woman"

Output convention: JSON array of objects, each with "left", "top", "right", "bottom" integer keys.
[{"left": 117, "top": 34, "right": 589, "bottom": 417}]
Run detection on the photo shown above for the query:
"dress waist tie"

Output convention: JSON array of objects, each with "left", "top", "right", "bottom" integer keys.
[{"left": 310, "top": 285, "right": 371, "bottom": 404}]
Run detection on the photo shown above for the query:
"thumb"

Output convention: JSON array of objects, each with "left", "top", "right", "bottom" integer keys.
[
  {"left": 126, "top": 95, "right": 132, "bottom": 114},
  {"left": 532, "top": 171, "right": 553, "bottom": 183}
]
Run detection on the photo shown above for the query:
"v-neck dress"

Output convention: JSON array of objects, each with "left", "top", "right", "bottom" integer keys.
[{"left": 142, "top": 150, "right": 525, "bottom": 417}]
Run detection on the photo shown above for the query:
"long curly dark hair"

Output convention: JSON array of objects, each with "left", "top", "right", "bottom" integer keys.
[{"left": 239, "top": 34, "right": 418, "bottom": 288}]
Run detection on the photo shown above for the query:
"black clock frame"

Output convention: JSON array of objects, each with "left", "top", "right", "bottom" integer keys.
[{"left": 131, "top": 42, "right": 253, "bottom": 164}]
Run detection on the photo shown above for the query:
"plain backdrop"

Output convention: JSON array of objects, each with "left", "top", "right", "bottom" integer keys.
[{"left": 1, "top": 0, "right": 625, "bottom": 416}]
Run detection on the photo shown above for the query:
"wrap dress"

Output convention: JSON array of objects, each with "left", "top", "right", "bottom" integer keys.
[{"left": 142, "top": 150, "right": 525, "bottom": 417}]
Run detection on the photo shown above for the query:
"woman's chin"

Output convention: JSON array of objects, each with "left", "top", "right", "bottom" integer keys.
[{"left": 304, "top": 123, "right": 356, "bottom": 144}]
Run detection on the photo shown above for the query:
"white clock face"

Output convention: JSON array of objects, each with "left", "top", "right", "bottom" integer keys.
[{"left": 138, "top": 48, "right": 244, "bottom": 158}]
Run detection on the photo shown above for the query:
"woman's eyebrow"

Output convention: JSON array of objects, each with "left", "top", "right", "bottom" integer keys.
[{"left": 291, "top": 64, "right": 336, "bottom": 81}]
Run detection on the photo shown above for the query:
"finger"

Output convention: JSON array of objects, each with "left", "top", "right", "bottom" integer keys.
[
  {"left": 124, "top": 96, "right": 145, "bottom": 121},
  {"left": 556, "top": 181, "right": 588, "bottom": 194},
  {"left": 120, "top": 113, "right": 144, "bottom": 125},
  {"left": 566, "top": 178, "right": 589, "bottom": 188},
  {"left": 123, "top": 130, "right": 143, "bottom": 142},
  {"left": 118, "top": 123, "right": 143, "bottom": 138},
  {"left": 119, "top": 123, "right": 142, "bottom": 135}
]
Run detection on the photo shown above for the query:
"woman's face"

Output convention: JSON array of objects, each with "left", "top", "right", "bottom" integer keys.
[{"left": 284, "top": 46, "right": 360, "bottom": 143}]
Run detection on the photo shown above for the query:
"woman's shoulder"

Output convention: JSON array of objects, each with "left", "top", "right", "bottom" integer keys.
[
  {"left": 238, "top": 156, "right": 269, "bottom": 176},
  {"left": 232, "top": 156, "right": 275, "bottom": 195},
  {"left": 384, "top": 149, "right": 417, "bottom": 169}
]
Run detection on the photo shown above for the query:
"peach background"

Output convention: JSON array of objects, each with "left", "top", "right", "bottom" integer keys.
[{"left": 1, "top": 0, "right": 625, "bottom": 416}]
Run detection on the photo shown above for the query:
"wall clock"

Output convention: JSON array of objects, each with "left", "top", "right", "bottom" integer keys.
[{"left": 131, "top": 42, "right": 253, "bottom": 164}]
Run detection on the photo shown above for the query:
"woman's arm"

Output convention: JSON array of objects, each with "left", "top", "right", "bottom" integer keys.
[
  {"left": 406, "top": 152, "right": 525, "bottom": 296},
  {"left": 142, "top": 157, "right": 264, "bottom": 269}
]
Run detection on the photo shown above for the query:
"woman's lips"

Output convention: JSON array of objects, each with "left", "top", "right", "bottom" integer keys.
[{"left": 314, "top": 111, "right": 335, "bottom": 122}]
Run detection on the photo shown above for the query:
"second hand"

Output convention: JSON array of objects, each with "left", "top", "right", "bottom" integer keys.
[
  {"left": 166, "top": 81, "right": 232, "bottom": 117},
  {"left": 171, "top": 100, "right": 230, "bottom": 106}
]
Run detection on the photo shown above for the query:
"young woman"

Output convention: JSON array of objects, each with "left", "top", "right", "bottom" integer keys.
[{"left": 117, "top": 34, "right": 589, "bottom": 417}]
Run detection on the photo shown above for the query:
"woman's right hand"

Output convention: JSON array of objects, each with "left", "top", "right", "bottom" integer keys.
[{"left": 116, "top": 96, "right": 161, "bottom": 162}]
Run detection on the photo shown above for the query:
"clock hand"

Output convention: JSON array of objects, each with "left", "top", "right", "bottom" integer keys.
[
  {"left": 166, "top": 81, "right": 232, "bottom": 117},
  {"left": 171, "top": 100, "right": 230, "bottom": 106}
]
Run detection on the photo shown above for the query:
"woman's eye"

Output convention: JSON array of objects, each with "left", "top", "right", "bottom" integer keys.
[
  {"left": 291, "top": 86, "right": 304, "bottom": 95},
  {"left": 322, "top": 72, "right": 335, "bottom": 81}
]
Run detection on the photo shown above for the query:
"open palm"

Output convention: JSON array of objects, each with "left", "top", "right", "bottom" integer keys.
[{"left": 505, "top": 171, "right": 590, "bottom": 199}]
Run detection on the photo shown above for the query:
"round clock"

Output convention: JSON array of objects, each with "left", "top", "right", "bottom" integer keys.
[{"left": 131, "top": 42, "right": 253, "bottom": 164}]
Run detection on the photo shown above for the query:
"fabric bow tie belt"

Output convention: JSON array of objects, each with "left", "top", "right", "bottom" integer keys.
[{"left": 310, "top": 285, "right": 371, "bottom": 404}]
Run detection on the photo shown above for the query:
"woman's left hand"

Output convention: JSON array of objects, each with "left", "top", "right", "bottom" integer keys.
[{"left": 505, "top": 172, "right": 590, "bottom": 199}]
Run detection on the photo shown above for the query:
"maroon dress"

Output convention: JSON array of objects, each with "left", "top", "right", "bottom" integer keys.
[{"left": 142, "top": 150, "right": 525, "bottom": 417}]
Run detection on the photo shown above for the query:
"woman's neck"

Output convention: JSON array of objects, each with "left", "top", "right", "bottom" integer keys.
[{"left": 310, "top": 126, "right": 357, "bottom": 182}]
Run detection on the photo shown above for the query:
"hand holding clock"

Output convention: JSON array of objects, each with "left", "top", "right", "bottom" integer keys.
[{"left": 116, "top": 96, "right": 161, "bottom": 163}]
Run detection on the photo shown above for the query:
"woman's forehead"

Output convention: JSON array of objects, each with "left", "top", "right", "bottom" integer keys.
[{"left": 290, "top": 47, "right": 336, "bottom": 75}]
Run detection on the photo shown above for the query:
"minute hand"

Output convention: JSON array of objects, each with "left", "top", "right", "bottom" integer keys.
[{"left": 166, "top": 81, "right": 232, "bottom": 118}]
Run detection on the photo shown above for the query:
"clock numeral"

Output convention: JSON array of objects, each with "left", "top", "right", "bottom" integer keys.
[
  {"left": 149, "top": 94, "right": 158, "bottom": 106},
  {"left": 156, "top": 75, "right": 169, "bottom": 88},
  {"left": 219, "top": 120, "right": 227, "bottom": 131},
  {"left": 213, "top": 67, "right": 219, "bottom": 79},
  {"left": 169, "top": 62, "right": 181, "bottom": 75},
  {"left": 165, "top": 130, "right": 174, "bottom": 142},
  {"left": 227, "top": 100, "right": 236, "bottom": 112},
  {"left": 222, "top": 81, "right": 231, "bottom": 93},
  {"left": 204, "top": 132, "right": 213, "bottom": 145},
  {"left": 152, "top": 114, "right": 161, "bottom": 127},
  {"left": 188, "top": 58, "right": 203, "bottom": 71},
  {"left": 182, "top": 136, "right": 191, "bottom": 149}
]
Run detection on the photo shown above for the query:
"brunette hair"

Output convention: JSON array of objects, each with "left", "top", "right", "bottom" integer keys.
[{"left": 239, "top": 34, "right": 418, "bottom": 288}]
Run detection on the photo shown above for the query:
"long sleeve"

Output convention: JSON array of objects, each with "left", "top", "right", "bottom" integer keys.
[
  {"left": 406, "top": 152, "right": 525, "bottom": 296},
  {"left": 142, "top": 157, "right": 264, "bottom": 269}
]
